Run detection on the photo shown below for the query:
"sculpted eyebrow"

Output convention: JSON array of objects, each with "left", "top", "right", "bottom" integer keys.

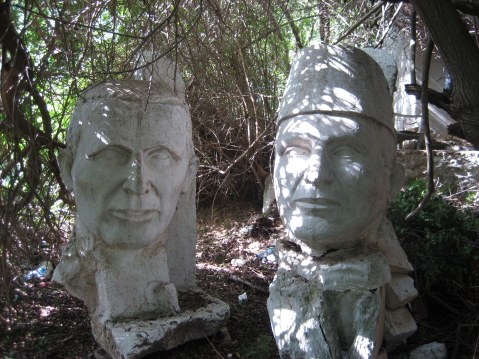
[
  {"left": 145, "top": 144, "right": 180, "bottom": 161},
  {"left": 86, "top": 144, "right": 131, "bottom": 159},
  {"left": 282, "top": 131, "right": 320, "bottom": 143},
  {"left": 327, "top": 136, "right": 368, "bottom": 153}
]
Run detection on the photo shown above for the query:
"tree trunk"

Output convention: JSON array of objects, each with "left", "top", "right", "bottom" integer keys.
[{"left": 412, "top": 0, "right": 479, "bottom": 148}]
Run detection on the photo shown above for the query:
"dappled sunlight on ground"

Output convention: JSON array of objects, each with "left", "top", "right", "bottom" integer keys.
[{"left": 1, "top": 200, "right": 283, "bottom": 359}]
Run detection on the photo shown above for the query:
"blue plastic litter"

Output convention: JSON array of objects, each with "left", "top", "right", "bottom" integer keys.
[
  {"left": 256, "top": 246, "right": 276, "bottom": 263},
  {"left": 23, "top": 261, "right": 53, "bottom": 281}
]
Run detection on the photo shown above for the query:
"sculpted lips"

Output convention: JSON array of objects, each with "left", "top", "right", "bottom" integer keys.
[
  {"left": 110, "top": 209, "right": 159, "bottom": 222},
  {"left": 293, "top": 197, "right": 339, "bottom": 212}
]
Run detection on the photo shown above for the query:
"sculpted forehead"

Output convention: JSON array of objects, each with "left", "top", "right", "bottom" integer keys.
[
  {"left": 74, "top": 99, "right": 190, "bottom": 155},
  {"left": 277, "top": 115, "right": 359, "bottom": 140},
  {"left": 276, "top": 114, "right": 395, "bottom": 150}
]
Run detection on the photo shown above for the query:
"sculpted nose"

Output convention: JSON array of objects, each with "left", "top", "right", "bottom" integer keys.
[
  {"left": 122, "top": 158, "right": 151, "bottom": 194},
  {"left": 304, "top": 155, "right": 334, "bottom": 186}
]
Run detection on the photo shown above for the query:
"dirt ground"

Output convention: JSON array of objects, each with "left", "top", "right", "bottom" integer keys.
[{"left": 0, "top": 201, "right": 477, "bottom": 358}]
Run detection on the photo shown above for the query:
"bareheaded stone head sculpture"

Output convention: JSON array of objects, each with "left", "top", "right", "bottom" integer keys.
[
  {"left": 273, "top": 44, "right": 404, "bottom": 256},
  {"left": 53, "top": 78, "right": 198, "bottom": 320},
  {"left": 60, "top": 80, "right": 196, "bottom": 250},
  {"left": 54, "top": 70, "right": 230, "bottom": 359}
]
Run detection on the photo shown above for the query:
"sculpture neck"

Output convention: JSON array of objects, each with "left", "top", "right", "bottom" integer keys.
[
  {"left": 276, "top": 240, "right": 391, "bottom": 291},
  {"left": 286, "top": 215, "right": 384, "bottom": 258},
  {"left": 74, "top": 220, "right": 168, "bottom": 260}
]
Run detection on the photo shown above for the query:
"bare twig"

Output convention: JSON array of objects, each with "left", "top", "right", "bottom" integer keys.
[
  {"left": 228, "top": 275, "right": 268, "bottom": 294},
  {"left": 279, "top": 2, "right": 304, "bottom": 49},
  {"left": 427, "top": 291, "right": 460, "bottom": 316},
  {"left": 406, "top": 36, "right": 435, "bottom": 220},
  {"left": 474, "top": 15, "right": 479, "bottom": 47},
  {"left": 451, "top": 0, "right": 479, "bottom": 16},
  {"left": 203, "top": 333, "right": 225, "bottom": 359},
  {"left": 410, "top": 9, "right": 417, "bottom": 85},
  {"left": 375, "top": 3, "right": 403, "bottom": 47},
  {"left": 334, "top": 2, "right": 383, "bottom": 44},
  {"left": 218, "top": 122, "right": 273, "bottom": 177},
  {"left": 453, "top": 323, "right": 479, "bottom": 359},
  {"left": 12, "top": 3, "right": 144, "bottom": 39}
]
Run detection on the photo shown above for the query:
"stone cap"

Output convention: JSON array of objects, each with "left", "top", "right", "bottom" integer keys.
[{"left": 277, "top": 44, "right": 394, "bottom": 136}]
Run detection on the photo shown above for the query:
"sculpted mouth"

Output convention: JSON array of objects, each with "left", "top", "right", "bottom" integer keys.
[
  {"left": 293, "top": 197, "right": 339, "bottom": 211},
  {"left": 110, "top": 209, "right": 159, "bottom": 222}
]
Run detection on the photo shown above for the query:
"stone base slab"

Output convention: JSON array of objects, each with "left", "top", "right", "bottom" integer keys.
[{"left": 91, "top": 288, "right": 230, "bottom": 359}]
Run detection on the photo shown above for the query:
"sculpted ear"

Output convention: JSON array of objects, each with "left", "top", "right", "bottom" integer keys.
[
  {"left": 59, "top": 148, "right": 74, "bottom": 191},
  {"left": 389, "top": 161, "right": 405, "bottom": 202},
  {"left": 181, "top": 155, "right": 199, "bottom": 194}
]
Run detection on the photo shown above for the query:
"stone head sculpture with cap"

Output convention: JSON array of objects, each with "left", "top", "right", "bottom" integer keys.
[
  {"left": 273, "top": 44, "right": 404, "bottom": 257},
  {"left": 268, "top": 44, "right": 416, "bottom": 359}
]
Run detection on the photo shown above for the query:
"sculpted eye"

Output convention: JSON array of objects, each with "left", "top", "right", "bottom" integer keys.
[
  {"left": 332, "top": 146, "right": 365, "bottom": 176},
  {"left": 89, "top": 146, "right": 129, "bottom": 164},
  {"left": 146, "top": 148, "right": 174, "bottom": 166},
  {"left": 284, "top": 145, "right": 310, "bottom": 157},
  {"left": 332, "top": 146, "right": 360, "bottom": 160},
  {"left": 332, "top": 145, "right": 367, "bottom": 162},
  {"left": 279, "top": 137, "right": 312, "bottom": 158}
]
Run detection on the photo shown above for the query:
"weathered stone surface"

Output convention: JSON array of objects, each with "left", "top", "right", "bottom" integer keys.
[
  {"left": 276, "top": 45, "right": 394, "bottom": 134},
  {"left": 270, "top": 44, "right": 416, "bottom": 358},
  {"left": 408, "top": 342, "right": 447, "bottom": 359},
  {"left": 384, "top": 307, "right": 417, "bottom": 351},
  {"left": 385, "top": 273, "right": 418, "bottom": 310},
  {"left": 53, "top": 78, "right": 198, "bottom": 321},
  {"left": 91, "top": 288, "right": 230, "bottom": 359},
  {"left": 362, "top": 48, "right": 398, "bottom": 95},
  {"left": 372, "top": 218, "right": 413, "bottom": 274},
  {"left": 262, "top": 174, "right": 276, "bottom": 215},
  {"left": 53, "top": 60, "right": 229, "bottom": 358},
  {"left": 268, "top": 260, "right": 386, "bottom": 359},
  {"left": 134, "top": 56, "right": 196, "bottom": 290},
  {"left": 93, "top": 249, "right": 178, "bottom": 322},
  {"left": 276, "top": 241, "right": 391, "bottom": 291}
]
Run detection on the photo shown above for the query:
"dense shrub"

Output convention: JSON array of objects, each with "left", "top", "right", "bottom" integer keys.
[{"left": 388, "top": 179, "right": 479, "bottom": 303}]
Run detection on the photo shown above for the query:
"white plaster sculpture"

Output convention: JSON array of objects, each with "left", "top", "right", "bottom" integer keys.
[
  {"left": 53, "top": 67, "right": 229, "bottom": 359},
  {"left": 268, "top": 44, "right": 417, "bottom": 359}
]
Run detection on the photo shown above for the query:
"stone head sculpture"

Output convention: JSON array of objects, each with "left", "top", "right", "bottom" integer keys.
[
  {"left": 53, "top": 76, "right": 199, "bottom": 323},
  {"left": 60, "top": 80, "right": 197, "bottom": 250},
  {"left": 268, "top": 45, "right": 416, "bottom": 358},
  {"left": 273, "top": 44, "right": 404, "bottom": 257},
  {"left": 54, "top": 68, "right": 230, "bottom": 359}
]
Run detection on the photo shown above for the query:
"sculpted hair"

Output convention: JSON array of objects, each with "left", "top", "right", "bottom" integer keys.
[{"left": 66, "top": 80, "right": 193, "bottom": 158}]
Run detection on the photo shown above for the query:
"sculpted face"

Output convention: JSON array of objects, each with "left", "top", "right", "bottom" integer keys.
[
  {"left": 68, "top": 99, "right": 193, "bottom": 249},
  {"left": 274, "top": 114, "right": 395, "bottom": 254}
]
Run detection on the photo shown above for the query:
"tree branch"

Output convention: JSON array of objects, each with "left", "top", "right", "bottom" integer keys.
[
  {"left": 404, "top": 84, "right": 451, "bottom": 113},
  {"left": 451, "top": 0, "right": 479, "bottom": 16},
  {"left": 334, "top": 2, "right": 383, "bottom": 44},
  {"left": 0, "top": 0, "right": 67, "bottom": 211},
  {"left": 279, "top": 2, "right": 303, "bottom": 49},
  {"left": 12, "top": 3, "right": 145, "bottom": 40},
  {"left": 410, "top": 9, "right": 417, "bottom": 85},
  {"left": 406, "top": 37, "right": 435, "bottom": 220}
]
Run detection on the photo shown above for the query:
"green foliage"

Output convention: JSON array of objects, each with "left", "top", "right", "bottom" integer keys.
[
  {"left": 388, "top": 179, "right": 479, "bottom": 297},
  {"left": 242, "top": 334, "right": 276, "bottom": 358}
]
